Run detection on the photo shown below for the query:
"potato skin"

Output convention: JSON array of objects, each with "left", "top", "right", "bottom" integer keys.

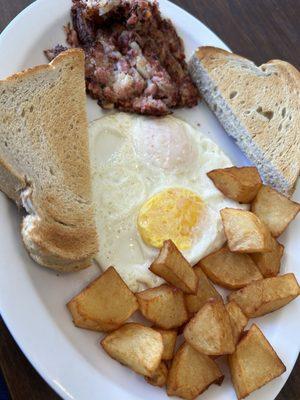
[
  {"left": 152, "top": 328, "right": 177, "bottom": 360},
  {"left": 101, "top": 323, "right": 163, "bottom": 377},
  {"left": 229, "top": 324, "right": 286, "bottom": 399},
  {"left": 67, "top": 267, "right": 138, "bottom": 332},
  {"left": 228, "top": 273, "right": 300, "bottom": 318},
  {"left": 185, "top": 265, "right": 222, "bottom": 314},
  {"left": 199, "top": 246, "right": 263, "bottom": 289},
  {"left": 208, "top": 166, "right": 262, "bottom": 203},
  {"left": 226, "top": 301, "right": 248, "bottom": 345},
  {"left": 252, "top": 185, "right": 300, "bottom": 237},
  {"left": 221, "top": 208, "right": 272, "bottom": 253},
  {"left": 250, "top": 237, "right": 284, "bottom": 277},
  {"left": 150, "top": 240, "right": 198, "bottom": 294},
  {"left": 136, "top": 284, "right": 189, "bottom": 329},
  {"left": 145, "top": 362, "right": 168, "bottom": 387},
  {"left": 184, "top": 299, "right": 235, "bottom": 356},
  {"left": 167, "top": 342, "right": 223, "bottom": 400}
]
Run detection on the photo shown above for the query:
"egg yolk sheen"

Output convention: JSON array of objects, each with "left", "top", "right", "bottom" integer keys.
[{"left": 137, "top": 188, "right": 204, "bottom": 250}]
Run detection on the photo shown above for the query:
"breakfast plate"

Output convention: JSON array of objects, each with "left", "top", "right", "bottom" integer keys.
[{"left": 0, "top": 1, "right": 299, "bottom": 400}]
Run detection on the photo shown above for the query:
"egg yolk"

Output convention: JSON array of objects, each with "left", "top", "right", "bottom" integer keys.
[{"left": 137, "top": 188, "right": 204, "bottom": 250}]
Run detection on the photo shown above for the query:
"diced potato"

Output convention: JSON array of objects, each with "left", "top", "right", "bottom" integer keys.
[
  {"left": 167, "top": 342, "right": 224, "bottom": 400},
  {"left": 199, "top": 246, "right": 263, "bottom": 289},
  {"left": 149, "top": 240, "right": 198, "bottom": 294},
  {"left": 207, "top": 166, "right": 262, "bottom": 203},
  {"left": 220, "top": 208, "right": 272, "bottom": 253},
  {"left": 184, "top": 299, "right": 235, "bottom": 356},
  {"left": 145, "top": 362, "right": 168, "bottom": 387},
  {"left": 228, "top": 273, "right": 300, "bottom": 318},
  {"left": 185, "top": 265, "right": 222, "bottom": 314},
  {"left": 229, "top": 324, "right": 286, "bottom": 399},
  {"left": 226, "top": 301, "right": 248, "bottom": 345},
  {"left": 251, "top": 185, "right": 300, "bottom": 237},
  {"left": 250, "top": 236, "right": 284, "bottom": 277},
  {"left": 101, "top": 323, "right": 163, "bottom": 377},
  {"left": 152, "top": 327, "right": 177, "bottom": 360},
  {"left": 136, "top": 284, "right": 189, "bottom": 329},
  {"left": 67, "top": 267, "right": 138, "bottom": 332}
]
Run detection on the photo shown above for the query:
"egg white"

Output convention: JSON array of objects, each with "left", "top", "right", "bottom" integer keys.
[{"left": 89, "top": 113, "right": 246, "bottom": 292}]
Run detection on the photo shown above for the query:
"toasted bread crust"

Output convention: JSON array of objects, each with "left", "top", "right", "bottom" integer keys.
[
  {"left": 0, "top": 49, "right": 98, "bottom": 272},
  {"left": 190, "top": 46, "right": 300, "bottom": 195},
  {"left": 3, "top": 48, "right": 84, "bottom": 82},
  {"left": 0, "top": 158, "right": 26, "bottom": 203}
]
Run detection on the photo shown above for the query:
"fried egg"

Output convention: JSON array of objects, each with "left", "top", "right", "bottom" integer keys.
[{"left": 89, "top": 113, "right": 245, "bottom": 291}]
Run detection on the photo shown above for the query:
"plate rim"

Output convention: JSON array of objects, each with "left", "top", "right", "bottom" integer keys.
[{"left": 0, "top": 1, "right": 298, "bottom": 400}]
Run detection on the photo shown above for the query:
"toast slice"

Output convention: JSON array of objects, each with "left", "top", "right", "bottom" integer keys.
[
  {"left": 189, "top": 47, "right": 300, "bottom": 196},
  {"left": 0, "top": 49, "right": 98, "bottom": 272}
]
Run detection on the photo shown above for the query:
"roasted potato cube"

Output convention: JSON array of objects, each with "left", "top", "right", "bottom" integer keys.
[
  {"left": 184, "top": 299, "right": 235, "bottom": 355},
  {"left": 149, "top": 240, "right": 198, "bottom": 294},
  {"left": 226, "top": 301, "right": 248, "bottom": 345},
  {"left": 101, "top": 323, "right": 163, "bottom": 377},
  {"left": 185, "top": 265, "right": 222, "bottom": 314},
  {"left": 250, "top": 236, "right": 284, "bottom": 277},
  {"left": 207, "top": 166, "right": 262, "bottom": 203},
  {"left": 152, "top": 328, "right": 177, "bottom": 360},
  {"left": 229, "top": 324, "right": 286, "bottom": 399},
  {"left": 221, "top": 208, "right": 272, "bottom": 253},
  {"left": 199, "top": 246, "right": 263, "bottom": 289},
  {"left": 67, "top": 267, "right": 138, "bottom": 332},
  {"left": 136, "top": 284, "right": 189, "bottom": 329},
  {"left": 252, "top": 185, "right": 300, "bottom": 237},
  {"left": 228, "top": 273, "right": 300, "bottom": 318},
  {"left": 145, "top": 361, "right": 168, "bottom": 387},
  {"left": 167, "top": 342, "right": 224, "bottom": 400}
]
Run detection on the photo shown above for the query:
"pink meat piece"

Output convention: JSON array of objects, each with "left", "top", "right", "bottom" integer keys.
[{"left": 45, "top": 0, "right": 199, "bottom": 115}]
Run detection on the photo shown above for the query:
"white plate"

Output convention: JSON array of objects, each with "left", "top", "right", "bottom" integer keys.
[{"left": 0, "top": 1, "right": 299, "bottom": 399}]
